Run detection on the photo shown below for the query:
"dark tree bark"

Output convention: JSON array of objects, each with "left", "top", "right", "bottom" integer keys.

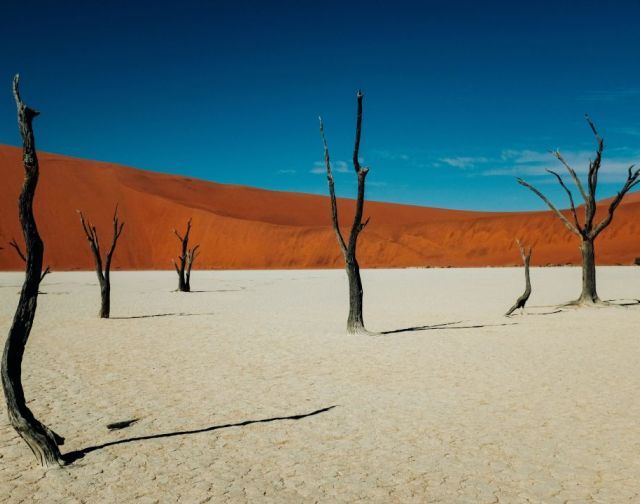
[
  {"left": 78, "top": 206, "right": 124, "bottom": 318},
  {"left": 320, "top": 90, "right": 371, "bottom": 334},
  {"left": 505, "top": 240, "right": 533, "bottom": 316},
  {"left": 172, "top": 219, "right": 199, "bottom": 292},
  {"left": 2, "top": 75, "right": 65, "bottom": 467},
  {"left": 518, "top": 116, "right": 640, "bottom": 305},
  {"left": 9, "top": 237, "right": 50, "bottom": 282}
]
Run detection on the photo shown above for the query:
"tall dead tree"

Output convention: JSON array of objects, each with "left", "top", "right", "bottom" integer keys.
[
  {"left": 518, "top": 116, "right": 640, "bottom": 305},
  {"left": 2, "top": 75, "right": 65, "bottom": 467},
  {"left": 9, "top": 237, "right": 50, "bottom": 282},
  {"left": 78, "top": 206, "right": 124, "bottom": 318},
  {"left": 172, "top": 218, "right": 199, "bottom": 292},
  {"left": 505, "top": 240, "right": 533, "bottom": 316},
  {"left": 320, "top": 90, "right": 371, "bottom": 334}
]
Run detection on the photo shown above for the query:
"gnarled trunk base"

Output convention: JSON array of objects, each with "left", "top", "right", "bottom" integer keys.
[
  {"left": 346, "top": 258, "right": 368, "bottom": 334},
  {"left": 569, "top": 239, "right": 603, "bottom": 306}
]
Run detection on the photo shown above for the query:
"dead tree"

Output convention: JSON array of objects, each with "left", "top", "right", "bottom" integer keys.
[
  {"left": 172, "top": 218, "right": 199, "bottom": 292},
  {"left": 518, "top": 116, "right": 640, "bottom": 305},
  {"left": 9, "top": 238, "right": 50, "bottom": 282},
  {"left": 505, "top": 240, "right": 533, "bottom": 316},
  {"left": 78, "top": 206, "right": 124, "bottom": 318},
  {"left": 2, "top": 75, "right": 65, "bottom": 467},
  {"left": 320, "top": 90, "right": 371, "bottom": 334}
]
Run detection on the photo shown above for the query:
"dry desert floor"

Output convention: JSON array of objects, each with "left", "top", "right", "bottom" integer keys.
[{"left": 1, "top": 267, "right": 640, "bottom": 503}]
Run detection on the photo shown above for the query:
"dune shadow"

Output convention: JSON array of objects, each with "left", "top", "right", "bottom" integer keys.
[
  {"left": 110, "top": 312, "right": 215, "bottom": 320},
  {"left": 64, "top": 405, "right": 336, "bottom": 463},
  {"left": 380, "top": 321, "right": 517, "bottom": 335}
]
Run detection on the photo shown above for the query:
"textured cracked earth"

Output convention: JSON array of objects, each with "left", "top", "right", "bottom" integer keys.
[{"left": 1, "top": 268, "right": 639, "bottom": 503}]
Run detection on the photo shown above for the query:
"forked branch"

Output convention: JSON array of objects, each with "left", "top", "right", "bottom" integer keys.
[
  {"left": 516, "top": 178, "right": 579, "bottom": 235},
  {"left": 9, "top": 238, "right": 50, "bottom": 282}
]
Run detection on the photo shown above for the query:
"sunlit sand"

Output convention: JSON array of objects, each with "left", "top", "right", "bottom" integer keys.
[{"left": 1, "top": 267, "right": 639, "bottom": 502}]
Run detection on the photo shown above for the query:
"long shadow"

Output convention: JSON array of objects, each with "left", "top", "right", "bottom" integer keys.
[
  {"left": 380, "top": 321, "right": 516, "bottom": 335},
  {"left": 110, "top": 312, "right": 215, "bottom": 320},
  {"left": 605, "top": 298, "right": 640, "bottom": 307},
  {"left": 64, "top": 405, "right": 336, "bottom": 463},
  {"left": 188, "top": 288, "right": 246, "bottom": 293}
]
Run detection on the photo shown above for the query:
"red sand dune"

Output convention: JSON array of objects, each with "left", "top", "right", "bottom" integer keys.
[{"left": 0, "top": 144, "right": 639, "bottom": 270}]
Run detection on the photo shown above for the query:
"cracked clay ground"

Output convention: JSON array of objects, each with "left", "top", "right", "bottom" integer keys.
[{"left": 1, "top": 267, "right": 640, "bottom": 503}]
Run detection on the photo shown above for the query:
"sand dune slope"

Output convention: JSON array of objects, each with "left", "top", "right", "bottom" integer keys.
[{"left": 0, "top": 145, "right": 638, "bottom": 270}]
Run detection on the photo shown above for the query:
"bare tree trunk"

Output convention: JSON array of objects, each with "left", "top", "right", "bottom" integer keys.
[
  {"left": 578, "top": 238, "right": 599, "bottom": 304},
  {"left": 173, "top": 219, "right": 198, "bottom": 292},
  {"left": 185, "top": 245, "right": 199, "bottom": 292},
  {"left": 518, "top": 115, "right": 640, "bottom": 306},
  {"left": 346, "top": 257, "right": 365, "bottom": 331},
  {"left": 505, "top": 240, "right": 533, "bottom": 316},
  {"left": 2, "top": 75, "right": 65, "bottom": 467},
  {"left": 99, "top": 278, "right": 111, "bottom": 318},
  {"left": 79, "top": 206, "right": 124, "bottom": 318},
  {"left": 320, "top": 91, "right": 371, "bottom": 334}
]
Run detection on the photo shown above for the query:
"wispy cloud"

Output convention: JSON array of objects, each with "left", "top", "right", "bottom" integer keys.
[
  {"left": 484, "top": 148, "right": 640, "bottom": 183},
  {"left": 439, "top": 156, "right": 488, "bottom": 169},
  {"left": 310, "top": 160, "right": 349, "bottom": 174},
  {"left": 372, "top": 149, "right": 411, "bottom": 162}
]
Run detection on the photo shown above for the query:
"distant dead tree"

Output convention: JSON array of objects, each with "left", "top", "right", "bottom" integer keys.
[
  {"left": 172, "top": 218, "right": 199, "bottom": 292},
  {"left": 505, "top": 240, "right": 533, "bottom": 316},
  {"left": 518, "top": 116, "right": 640, "bottom": 305},
  {"left": 78, "top": 206, "right": 124, "bottom": 318},
  {"left": 320, "top": 90, "right": 371, "bottom": 334},
  {"left": 9, "top": 237, "right": 50, "bottom": 282},
  {"left": 2, "top": 75, "right": 65, "bottom": 467}
]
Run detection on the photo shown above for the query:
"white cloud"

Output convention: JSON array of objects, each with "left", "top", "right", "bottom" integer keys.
[
  {"left": 484, "top": 150, "right": 639, "bottom": 183},
  {"left": 310, "top": 160, "right": 349, "bottom": 174},
  {"left": 439, "top": 156, "right": 488, "bottom": 169}
]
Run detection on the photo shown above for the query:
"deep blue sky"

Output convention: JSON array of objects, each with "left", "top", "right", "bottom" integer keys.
[{"left": 2, "top": 0, "right": 640, "bottom": 211}]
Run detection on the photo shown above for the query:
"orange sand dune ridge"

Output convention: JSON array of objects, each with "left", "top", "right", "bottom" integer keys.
[{"left": 0, "top": 145, "right": 638, "bottom": 270}]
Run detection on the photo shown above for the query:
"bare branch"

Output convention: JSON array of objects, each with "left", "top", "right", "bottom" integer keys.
[
  {"left": 591, "top": 165, "right": 640, "bottom": 238},
  {"left": 552, "top": 150, "right": 588, "bottom": 204},
  {"left": 546, "top": 169, "right": 581, "bottom": 232},
  {"left": 40, "top": 266, "right": 51, "bottom": 283},
  {"left": 9, "top": 238, "right": 26, "bottom": 262},
  {"left": 517, "top": 178, "right": 580, "bottom": 236},
  {"left": 585, "top": 115, "right": 604, "bottom": 228},
  {"left": 319, "top": 116, "right": 347, "bottom": 255},
  {"left": 105, "top": 204, "right": 125, "bottom": 272},
  {"left": 348, "top": 91, "right": 369, "bottom": 251},
  {"left": 352, "top": 89, "right": 363, "bottom": 173}
]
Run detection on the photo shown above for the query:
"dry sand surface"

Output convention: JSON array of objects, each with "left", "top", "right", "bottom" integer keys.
[{"left": 1, "top": 267, "right": 640, "bottom": 503}]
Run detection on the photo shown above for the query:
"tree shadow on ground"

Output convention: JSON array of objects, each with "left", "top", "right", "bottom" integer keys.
[
  {"left": 63, "top": 405, "right": 337, "bottom": 464},
  {"left": 506, "top": 307, "right": 564, "bottom": 317},
  {"left": 110, "top": 312, "right": 216, "bottom": 320},
  {"left": 379, "top": 320, "right": 517, "bottom": 335},
  {"left": 188, "top": 288, "right": 246, "bottom": 293},
  {"left": 604, "top": 298, "right": 640, "bottom": 307}
]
